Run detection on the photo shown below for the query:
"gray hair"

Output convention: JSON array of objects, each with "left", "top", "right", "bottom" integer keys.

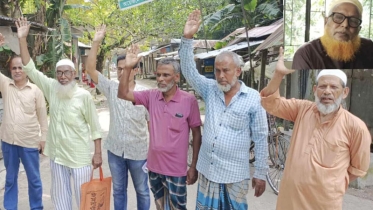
[
  {"left": 157, "top": 58, "right": 180, "bottom": 74},
  {"left": 215, "top": 51, "right": 243, "bottom": 68}
]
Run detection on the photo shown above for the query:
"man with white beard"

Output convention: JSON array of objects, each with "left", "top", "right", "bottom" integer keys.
[
  {"left": 118, "top": 46, "right": 202, "bottom": 210},
  {"left": 16, "top": 17, "right": 102, "bottom": 210},
  {"left": 260, "top": 48, "right": 371, "bottom": 210},
  {"left": 179, "top": 10, "right": 268, "bottom": 210}
]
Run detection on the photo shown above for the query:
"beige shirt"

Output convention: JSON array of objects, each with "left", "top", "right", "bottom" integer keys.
[
  {"left": 261, "top": 91, "right": 371, "bottom": 210},
  {"left": 0, "top": 72, "right": 48, "bottom": 148}
]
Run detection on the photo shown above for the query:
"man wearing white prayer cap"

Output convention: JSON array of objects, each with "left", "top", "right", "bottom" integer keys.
[
  {"left": 260, "top": 49, "right": 371, "bottom": 209},
  {"left": 292, "top": 0, "right": 373, "bottom": 69},
  {"left": 16, "top": 17, "right": 102, "bottom": 210}
]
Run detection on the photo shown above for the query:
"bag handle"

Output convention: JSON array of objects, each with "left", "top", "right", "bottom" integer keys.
[{"left": 90, "top": 166, "right": 104, "bottom": 181}]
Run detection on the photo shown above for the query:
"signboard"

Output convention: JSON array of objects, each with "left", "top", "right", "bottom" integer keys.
[{"left": 118, "top": 0, "right": 153, "bottom": 10}]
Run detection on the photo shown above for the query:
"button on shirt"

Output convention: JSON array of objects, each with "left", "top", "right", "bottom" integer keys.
[
  {"left": 96, "top": 73, "right": 149, "bottom": 160},
  {"left": 179, "top": 37, "right": 268, "bottom": 183},
  {"left": 134, "top": 87, "right": 201, "bottom": 177},
  {"left": 0, "top": 72, "right": 48, "bottom": 148},
  {"left": 23, "top": 60, "right": 102, "bottom": 168}
]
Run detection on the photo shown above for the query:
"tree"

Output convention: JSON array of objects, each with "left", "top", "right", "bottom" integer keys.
[{"left": 65, "top": 0, "right": 228, "bottom": 72}]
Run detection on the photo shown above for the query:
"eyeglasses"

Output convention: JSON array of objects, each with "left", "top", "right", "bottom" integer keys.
[
  {"left": 56, "top": 71, "right": 73, "bottom": 77},
  {"left": 329, "top": 12, "right": 362, "bottom": 28}
]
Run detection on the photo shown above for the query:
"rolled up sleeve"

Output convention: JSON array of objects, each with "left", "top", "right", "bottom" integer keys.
[{"left": 348, "top": 125, "right": 372, "bottom": 177}]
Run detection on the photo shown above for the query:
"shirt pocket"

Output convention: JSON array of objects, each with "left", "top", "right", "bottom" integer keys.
[
  {"left": 169, "top": 115, "right": 186, "bottom": 133},
  {"left": 21, "top": 98, "right": 36, "bottom": 114},
  {"left": 63, "top": 105, "right": 81, "bottom": 126},
  {"left": 127, "top": 104, "right": 146, "bottom": 122},
  {"left": 312, "top": 137, "right": 341, "bottom": 168},
  {"left": 226, "top": 112, "right": 247, "bottom": 130}
]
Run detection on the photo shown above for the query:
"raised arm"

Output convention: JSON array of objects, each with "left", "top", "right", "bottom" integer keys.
[
  {"left": 86, "top": 25, "right": 106, "bottom": 84},
  {"left": 16, "top": 17, "right": 54, "bottom": 96},
  {"left": 179, "top": 10, "right": 211, "bottom": 99},
  {"left": 16, "top": 17, "right": 31, "bottom": 66},
  {"left": 260, "top": 47, "right": 295, "bottom": 97},
  {"left": 117, "top": 45, "right": 141, "bottom": 102}
]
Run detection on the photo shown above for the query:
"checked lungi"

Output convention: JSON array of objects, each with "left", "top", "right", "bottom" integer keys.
[
  {"left": 196, "top": 173, "right": 249, "bottom": 210},
  {"left": 149, "top": 171, "right": 187, "bottom": 210}
]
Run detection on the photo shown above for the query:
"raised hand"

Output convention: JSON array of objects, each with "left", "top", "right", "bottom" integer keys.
[
  {"left": 93, "top": 25, "right": 106, "bottom": 43},
  {"left": 125, "top": 44, "right": 142, "bottom": 70},
  {"left": 0, "top": 33, "right": 5, "bottom": 46},
  {"left": 184, "top": 9, "right": 202, "bottom": 39},
  {"left": 275, "top": 47, "right": 295, "bottom": 75},
  {"left": 15, "top": 17, "right": 31, "bottom": 39}
]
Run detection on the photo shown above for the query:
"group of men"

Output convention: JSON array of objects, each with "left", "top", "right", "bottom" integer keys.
[{"left": 0, "top": 0, "right": 371, "bottom": 210}]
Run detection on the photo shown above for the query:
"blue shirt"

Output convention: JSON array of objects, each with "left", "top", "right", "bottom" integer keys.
[{"left": 179, "top": 37, "right": 269, "bottom": 183}]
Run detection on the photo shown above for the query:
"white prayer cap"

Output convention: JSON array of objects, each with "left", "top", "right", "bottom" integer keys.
[
  {"left": 316, "top": 70, "right": 347, "bottom": 86},
  {"left": 56, "top": 59, "right": 75, "bottom": 70},
  {"left": 328, "top": 0, "right": 363, "bottom": 16}
]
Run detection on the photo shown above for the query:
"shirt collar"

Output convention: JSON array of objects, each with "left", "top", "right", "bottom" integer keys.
[
  {"left": 9, "top": 79, "right": 32, "bottom": 89},
  {"left": 157, "top": 86, "right": 181, "bottom": 102}
]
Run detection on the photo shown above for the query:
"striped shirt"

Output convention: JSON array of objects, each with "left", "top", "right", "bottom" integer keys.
[{"left": 179, "top": 37, "right": 269, "bottom": 183}]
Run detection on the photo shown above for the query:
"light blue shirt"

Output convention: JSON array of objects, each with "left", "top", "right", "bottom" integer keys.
[{"left": 179, "top": 37, "right": 269, "bottom": 183}]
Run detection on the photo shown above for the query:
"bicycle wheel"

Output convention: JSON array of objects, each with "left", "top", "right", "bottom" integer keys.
[
  {"left": 266, "top": 164, "right": 284, "bottom": 195},
  {"left": 268, "top": 134, "right": 288, "bottom": 166},
  {"left": 266, "top": 135, "right": 290, "bottom": 195}
]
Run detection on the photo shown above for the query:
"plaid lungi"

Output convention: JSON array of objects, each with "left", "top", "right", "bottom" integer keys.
[
  {"left": 196, "top": 173, "right": 249, "bottom": 210},
  {"left": 149, "top": 171, "right": 187, "bottom": 210}
]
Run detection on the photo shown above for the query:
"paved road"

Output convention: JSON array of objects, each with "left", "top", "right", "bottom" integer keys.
[{"left": 1, "top": 77, "right": 373, "bottom": 209}]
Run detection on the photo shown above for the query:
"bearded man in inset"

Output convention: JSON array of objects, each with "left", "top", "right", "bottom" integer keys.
[{"left": 292, "top": 0, "right": 373, "bottom": 69}]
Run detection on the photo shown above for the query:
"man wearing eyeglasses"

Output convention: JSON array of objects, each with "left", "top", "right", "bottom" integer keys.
[
  {"left": 16, "top": 18, "right": 102, "bottom": 210},
  {"left": 292, "top": 0, "right": 373, "bottom": 69}
]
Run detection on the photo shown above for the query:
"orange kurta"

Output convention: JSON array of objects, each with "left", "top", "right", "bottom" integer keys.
[{"left": 261, "top": 91, "right": 371, "bottom": 210}]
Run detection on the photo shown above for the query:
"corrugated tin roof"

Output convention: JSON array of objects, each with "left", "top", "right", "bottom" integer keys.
[
  {"left": 252, "top": 23, "right": 283, "bottom": 53},
  {"left": 222, "top": 27, "right": 246, "bottom": 41},
  {"left": 138, "top": 44, "right": 170, "bottom": 56},
  {"left": 0, "top": 15, "right": 53, "bottom": 32},
  {"left": 227, "top": 18, "right": 283, "bottom": 46},
  {"left": 171, "top": 38, "right": 219, "bottom": 49},
  {"left": 193, "top": 40, "right": 263, "bottom": 60},
  {"left": 193, "top": 40, "right": 219, "bottom": 49}
]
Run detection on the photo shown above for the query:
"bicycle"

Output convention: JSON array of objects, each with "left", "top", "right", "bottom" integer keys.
[{"left": 266, "top": 113, "right": 291, "bottom": 195}]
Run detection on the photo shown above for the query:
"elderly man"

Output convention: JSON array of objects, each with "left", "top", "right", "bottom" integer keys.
[
  {"left": 118, "top": 46, "right": 202, "bottom": 210},
  {"left": 0, "top": 35, "right": 48, "bottom": 210},
  {"left": 179, "top": 10, "right": 269, "bottom": 209},
  {"left": 16, "top": 18, "right": 102, "bottom": 210},
  {"left": 292, "top": 0, "right": 373, "bottom": 69},
  {"left": 261, "top": 49, "right": 371, "bottom": 209},
  {"left": 86, "top": 25, "right": 151, "bottom": 210}
]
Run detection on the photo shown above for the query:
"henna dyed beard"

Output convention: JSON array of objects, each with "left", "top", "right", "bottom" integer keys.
[{"left": 320, "top": 29, "right": 361, "bottom": 62}]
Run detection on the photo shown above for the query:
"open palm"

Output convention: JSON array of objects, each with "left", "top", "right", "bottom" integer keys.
[
  {"left": 93, "top": 25, "right": 106, "bottom": 42},
  {"left": 276, "top": 47, "right": 295, "bottom": 75},
  {"left": 184, "top": 10, "right": 202, "bottom": 38},
  {"left": 125, "top": 44, "right": 142, "bottom": 69},
  {"left": 15, "top": 17, "right": 31, "bottom": 39}
]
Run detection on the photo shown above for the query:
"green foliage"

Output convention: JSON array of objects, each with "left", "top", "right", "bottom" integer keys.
[{"left": 214, "top": 40, "right": 228, "bottom": 49}]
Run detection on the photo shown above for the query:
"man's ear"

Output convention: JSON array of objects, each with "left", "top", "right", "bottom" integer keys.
[
  {"left": 342, "top": 87, "right": 350, "bottom": 99},
  {"left": 175, "top": 73, "right": 180, "bottom": 83}
]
